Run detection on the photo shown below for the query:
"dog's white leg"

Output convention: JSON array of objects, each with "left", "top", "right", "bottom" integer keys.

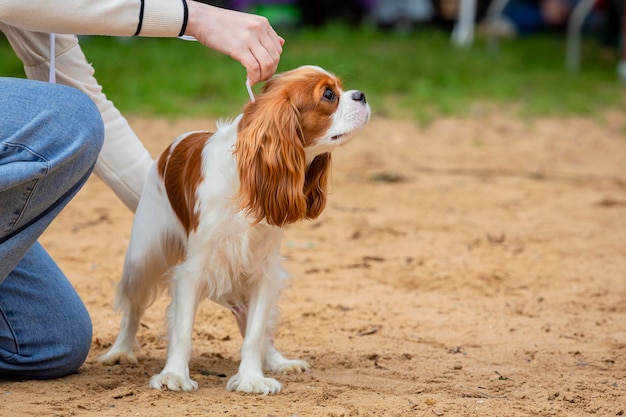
[
  {"left": 99, "top": 243, "right": 166, "bottom": 366},
  {"left": 227, "top": 270, "right": 283, "bottom": 395},
  {"left": 264, "top": 340, "right": 310, "bottom": 375},
  {"left": 149, "top": 261, "right": 203, "bottom": 392},
  {"left": 263, "top": 304, "right": 309, "bottom": 374},
  {"left": 97, "top": 305, "right": 141, "bottom": 365}
]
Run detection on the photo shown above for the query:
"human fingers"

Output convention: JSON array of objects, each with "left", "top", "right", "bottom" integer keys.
[
  {"left": 239, "top": 22, "right": 283, "bottom": 84},
  {"left": 248, "top": 33, "right": 283, "bottom": 84}
]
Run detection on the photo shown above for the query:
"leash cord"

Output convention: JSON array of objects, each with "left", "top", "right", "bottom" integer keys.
[{"left": 49, "top": 33, "right": 56, "bottom": 83}]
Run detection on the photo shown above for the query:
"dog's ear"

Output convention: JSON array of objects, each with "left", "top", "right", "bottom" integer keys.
[
  {"left": 235, "top": 86, "right": 308, "bottom": 226},
  {"left": 303, "top": 153, "right": 331, "bottom": 220}
]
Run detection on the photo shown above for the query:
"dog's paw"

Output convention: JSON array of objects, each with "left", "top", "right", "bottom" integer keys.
[
  {"left": 226, "top": 373, "right": 282, "bottom": 395},
  {"left": 98, "top": 351, "right": 138, "bottom": 366},
  {"left": 265, "top": 358, "right": 309, "bottom": 374},
  {"left": 150, "top": 372, "right": 198, "bottom": 391}
]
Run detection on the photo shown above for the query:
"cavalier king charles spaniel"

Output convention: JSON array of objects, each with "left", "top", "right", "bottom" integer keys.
[{"left": 99, "top": 65, "right": 370, "bottom": 394}]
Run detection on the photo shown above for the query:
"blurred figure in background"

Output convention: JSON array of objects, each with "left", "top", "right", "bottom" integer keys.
[
  {"left": 616, "top": 2, "right": 626, "bottom": 83},
  {"left": 484, "top": 0, "right": 607, "bottom": 37},
  {"left": 621, "top": 8, "right": 626, "bottom": 83},
  {"left": 433, "top": 0, "right": 492, "bottom": 30},
  {"left": 598, "top": 0, "right": 626, "bottom": 82},
  {"left": 500, "top": 0, "right": 580, "bottom": 35},
  {"left": 371, "top": 0, "right": 435, "bottom": 31}
]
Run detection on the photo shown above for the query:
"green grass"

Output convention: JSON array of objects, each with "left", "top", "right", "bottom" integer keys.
[{"left": 1, "top": 25, "right": 622, "bottom": 121}]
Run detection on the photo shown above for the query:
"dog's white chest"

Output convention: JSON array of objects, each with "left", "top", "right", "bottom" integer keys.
[{"left": 192, "top": 221, "right": 283, "bottom": 307}]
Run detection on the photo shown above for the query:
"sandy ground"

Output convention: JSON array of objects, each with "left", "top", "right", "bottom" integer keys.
[{"left": 0, "top": 111, "right": 625, "bottom": 417}]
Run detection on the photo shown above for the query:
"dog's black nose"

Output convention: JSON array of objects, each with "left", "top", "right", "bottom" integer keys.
[{"left": 352, "top": 91, "right": 367, "bottom": 104}]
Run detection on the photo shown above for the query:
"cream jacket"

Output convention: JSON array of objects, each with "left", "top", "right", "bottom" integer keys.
[{"left": 0, "top": 0, "right": 189, "bottom": 211}]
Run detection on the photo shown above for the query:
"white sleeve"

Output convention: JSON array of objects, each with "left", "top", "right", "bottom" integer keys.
[
  {"left": 0, "top": 0, "right": 187, "bottom": 37},
  {"left": 1, "top": 25, "right": 153, "bottom": 212}
]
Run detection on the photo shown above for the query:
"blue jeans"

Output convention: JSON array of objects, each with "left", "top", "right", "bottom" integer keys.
[{"left": 0, "top": 77, "right": 104, "bottom": 378}]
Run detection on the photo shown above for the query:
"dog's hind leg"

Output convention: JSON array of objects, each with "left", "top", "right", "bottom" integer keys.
[
  {"left": 264, "top": 344, "right": 309, "bottom": 374},
  {"left": 99, "top": 234, "right": 177, "bottom": 365},
  {"left": 229, "top": 272, "right": 309, "bottom": 376},
  {"left": 99, "top": 251, "right": 158, "bottom": 364},
  {"left": 263, "top": 306, "right": 309, "bottom": 375}
]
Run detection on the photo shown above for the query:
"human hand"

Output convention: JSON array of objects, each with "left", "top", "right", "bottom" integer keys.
[{"left": 185, "top": 1, "right": 285, "bottom": 85}]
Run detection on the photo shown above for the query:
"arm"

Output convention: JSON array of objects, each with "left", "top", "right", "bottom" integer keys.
[
  {"left": 0, "top": 26, "right": 152, "bottom": 211},
  {"left": 0, "top": 0, "right": 284, "bottom": 84},
  {"left": 0, "top": 0, "right": 185, "bottom": 37}
]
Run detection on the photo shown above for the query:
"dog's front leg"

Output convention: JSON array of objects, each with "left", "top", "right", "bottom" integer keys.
[
  {"left": 227, "top": 271, "right": 283, "bottom": 395},
  {"left": 150, "top": 265, "right": 203, "bottom": 391}
]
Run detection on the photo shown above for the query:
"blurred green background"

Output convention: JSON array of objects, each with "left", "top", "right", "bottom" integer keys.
[{"left": 1, "top": 10, "right": 623, "bottom": 123}]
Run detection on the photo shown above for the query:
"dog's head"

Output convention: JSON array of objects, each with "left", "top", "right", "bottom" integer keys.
[{"left": 235, "top": 65, "right": 370, "bottom": 227}]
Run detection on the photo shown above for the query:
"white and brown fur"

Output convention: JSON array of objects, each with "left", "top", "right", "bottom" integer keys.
[{"left": 99, "top": 66, "right": 370, "bottom": 394}]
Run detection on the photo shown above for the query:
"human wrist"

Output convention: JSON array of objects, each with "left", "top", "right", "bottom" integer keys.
[
  {"left": 184, "top": 0, "right": 214, "bottom": 39},
  {"left": 138, "top": 0, "right": 188, "bottom": 37}
]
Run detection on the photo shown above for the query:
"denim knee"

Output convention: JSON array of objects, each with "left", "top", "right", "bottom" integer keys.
[
  {"left": 28, "top": 306, "right": 93, "bottom": 379},
  {"left": 0, "top": 243, "right": 94, "bottom": 379},
  {"left": 0, "top": 289, "right": 92, "bottom": 380},
  {"left": 1, "top": 78, "right": 105, "bottom": 173},
  {"left": 45, "top": 306, "right": 93, "bottom": 379},
  {"left": 52, "top": 84, "right": 105, "bottom": 170}
]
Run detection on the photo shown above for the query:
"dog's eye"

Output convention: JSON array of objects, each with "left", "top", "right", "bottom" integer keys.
[{"left": 322, "top": 88, "right": 336, "bottom": 101}]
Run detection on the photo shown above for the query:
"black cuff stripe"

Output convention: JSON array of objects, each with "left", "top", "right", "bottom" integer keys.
[
  {"left": 178, "top": 0, "right": 189, "bottom": 37},
  {"left": 133, "top": 0, "right": 145, "bottom": 36}
]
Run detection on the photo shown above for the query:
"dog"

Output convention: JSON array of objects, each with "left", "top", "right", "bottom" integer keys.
[{"left": 98, "top": 65, "right": 370, "bottom": 394}]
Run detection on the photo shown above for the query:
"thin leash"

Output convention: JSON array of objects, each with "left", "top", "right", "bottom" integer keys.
[
  {"left": 48, "top": 33, "right": 255, "bottom": 102},
  {"left": 49, "top": 33, "right": 56, "bottom": 83},
  {"left": 245, "top": 78, "right": 255, "bottom": 103}
]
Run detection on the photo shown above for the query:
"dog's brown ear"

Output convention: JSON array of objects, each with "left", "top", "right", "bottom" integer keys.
[
  {"left": 235, "top": 87, "right": 308, "bottom": 226},
  {"left": 303, "top": 153, "right": 331, "bottom": 220}
]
